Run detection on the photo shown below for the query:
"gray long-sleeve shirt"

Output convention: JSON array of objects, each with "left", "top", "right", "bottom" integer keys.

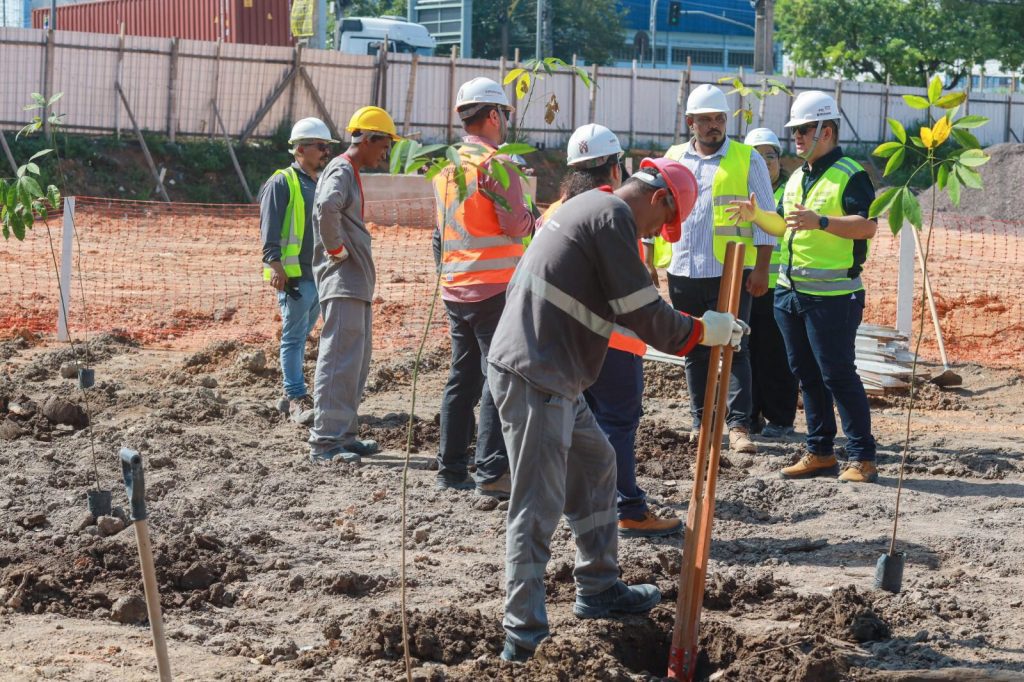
[
  {"left": 488, "top": 188, "right": 702, "bottom": 399},
  {"left": 258, "top": 162, "right": 317, "bottom": 281},
  {"left": 312, "top": 154, "right": 375, "bottom": 303}
]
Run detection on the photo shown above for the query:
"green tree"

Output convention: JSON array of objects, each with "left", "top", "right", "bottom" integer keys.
[
  {"left": 472, "top": 0, "right": 625, "bottom": 64},
  {"left": 775, "top": 0, "right": 996, "bottom": 86}
]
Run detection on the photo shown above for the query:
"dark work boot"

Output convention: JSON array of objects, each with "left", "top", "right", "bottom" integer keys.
[{"left": 573, "top": 580, "right": 661, "bottom": 619}]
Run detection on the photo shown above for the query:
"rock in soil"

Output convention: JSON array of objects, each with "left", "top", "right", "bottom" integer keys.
[
  {"left": 110, "top": 594, "right": 148, "bottom": 624},
  {"left": 41, "top": 396, "right": 89, "bottom": 429},
  {"left": 96, "top": 515, "right": 126, "bottom": 537}
]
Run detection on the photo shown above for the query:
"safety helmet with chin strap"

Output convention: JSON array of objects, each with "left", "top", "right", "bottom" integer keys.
[{"left": 784, "top": 91, "right": 840, "bottom": 159}]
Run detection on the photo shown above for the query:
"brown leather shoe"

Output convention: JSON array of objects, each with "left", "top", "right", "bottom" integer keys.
[
  {"left": 476, "top": 473, "right": 511, "bottom": 500},
  {"left": 839, "top": 460, "right": 878, "bottom": 483},
  {"left": 780, "top": 452, "right": 838, "bottom": 479},
  {"left": 729, "top": 427, "right": 757, "bottom": 454},
  {"left": 618, "top": 512, "right": 683, "bottom": 538}
]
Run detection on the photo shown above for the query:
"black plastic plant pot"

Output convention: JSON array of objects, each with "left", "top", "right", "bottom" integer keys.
[
  {"left": 87, "top": 488, "right": 112, "bottom": 517},
  {"left": 78, "top": 367, "right": 96, "bottom": 389},
  {"left": 874, "top": 551, "right": 905, "bottom": 594}
]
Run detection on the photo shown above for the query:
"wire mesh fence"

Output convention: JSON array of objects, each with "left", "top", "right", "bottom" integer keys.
[{"left": 1, "top": 196, "right": 1021, "bottom": 367}]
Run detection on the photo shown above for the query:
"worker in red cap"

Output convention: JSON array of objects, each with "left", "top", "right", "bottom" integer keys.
[{"left": 487, "top": 157, "right": 748, "bottom": 662}]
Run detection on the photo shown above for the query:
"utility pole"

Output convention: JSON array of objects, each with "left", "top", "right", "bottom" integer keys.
[
  {"left": 753, "top": 0, "right": 775, "bottom": 74},
  {"left": 49, "top": 0, "right": 56, "bottom": 30},
  {"left": 535, "top": 0, "right": 544, "bottom": 58},
  {"left": 649, "top": 0, "right": 658, "bottom": 67}
]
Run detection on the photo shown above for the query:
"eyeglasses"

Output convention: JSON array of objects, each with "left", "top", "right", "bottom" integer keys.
[
  {"left": 369, "top": 133, "right": 392, "bottom": 143},
  {"left": 301, "top": 142, "right": 331, "bottom": 152},
  {"left": 793, "top": 123, "right": 818, "bottom": 137},
  {"left": 762, "top": 152, "right": 780, "bottom": 161}
]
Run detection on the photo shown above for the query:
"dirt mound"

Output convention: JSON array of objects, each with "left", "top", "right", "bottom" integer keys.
[
  {"left": 644, "top": 362, "right": 688, "bottom": 400},
  {"left": 634, "top": 420, "right": 696, "bottom": 479},
  {"left": 0, "top": 529, "right": 253, "bottom": 618},
  {"left": 361, "top": 413, "right": 441, "bottom": 454},
  {"left": 36, "top": 333, "right": 138, "bottom": 370},
  {"left": 922, "top": 143, "right": 1024, "bottom": 220},
  {"left": 365, "top": 346, "right": 450, "bottom": 395},
  {"left": 344, "top": 606, "right": 502, "bottom": 664},
  {"left": 869, "top": 381, "right": 969, "bottom": 411}
]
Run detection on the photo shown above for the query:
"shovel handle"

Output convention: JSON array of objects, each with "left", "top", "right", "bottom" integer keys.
[{"left": 119, "top": 448, "right": 148, "bottom": 521}]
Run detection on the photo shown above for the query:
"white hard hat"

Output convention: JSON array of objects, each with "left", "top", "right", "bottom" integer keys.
[
  {"left": 743, "top": 127, "right": 782, "bottom": 152},
  {"left": 288, "top": 117, "right": 337, "bottom": 145},
  {"left": 455, "top": 77, "right": 512, "bottom": 115},
  {"left": 785, "top": 91, "right": 840, "bottom": 128},
  {"left": 566, "top": 124, "right": 623, "bottom": 168},
  {"left": 685, "top": 84, "right": 729, "bottom": 115}
]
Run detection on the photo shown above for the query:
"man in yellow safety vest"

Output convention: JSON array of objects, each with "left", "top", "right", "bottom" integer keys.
[
  {"left": 259, "top": 117, "right": 336, "bottom": 426},
  {"left": 656, "top": 84, "right": 778, "bottom": 455},
  {"left": 726, "top": 91, "right": 879, "bottom": 484}
]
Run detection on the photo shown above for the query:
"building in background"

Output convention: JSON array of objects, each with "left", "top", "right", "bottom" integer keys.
[
  {"left": 407, "top": 0, "right": 470, "bottom": 57},
  {"left": 613, "top": 0, "right": 780, "bottom": 73},
  {"left": 2, "top": 0, "right": 32, "bottom": 26},
  {"left": 29, "top": 0, "right": 295, "bottom": 45}
]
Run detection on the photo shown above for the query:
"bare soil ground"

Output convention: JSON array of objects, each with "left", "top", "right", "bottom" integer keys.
[{"left": 2, "top": 333, "right": 1023, "bottom": 681}]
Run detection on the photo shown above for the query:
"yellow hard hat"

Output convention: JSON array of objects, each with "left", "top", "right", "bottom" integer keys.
[{"left": 346, "top": 106, "right": 400, "bottom": 141}]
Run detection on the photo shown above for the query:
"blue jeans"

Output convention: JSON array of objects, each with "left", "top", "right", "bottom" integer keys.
[
  {"left": 277, "top": 278, "right": 320, "bottom": 399},
  {"left": 773, "top": 288, "right": 876, "bottom": 461},
  {"left": 437, "top": 292, "right": 509, "bottom": 485},
  {"left": 583, "top": 348, "right": 648, "bottom": 521}
]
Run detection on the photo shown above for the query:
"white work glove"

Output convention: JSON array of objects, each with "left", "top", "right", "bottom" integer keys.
[
  {"left": 699, "top": 311, "right": 749, "bottom": 351},
  {"left": 326, "top": 245, "right": 350, "bottom": 264}
]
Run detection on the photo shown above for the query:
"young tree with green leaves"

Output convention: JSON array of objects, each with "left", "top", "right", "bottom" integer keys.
[{"left": 1, "top": 93, "right": 63, "bottom": 240}]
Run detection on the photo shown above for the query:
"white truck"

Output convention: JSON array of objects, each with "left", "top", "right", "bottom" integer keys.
[{"left": 336, "top": 17, "right": 436, "bottom": 56}]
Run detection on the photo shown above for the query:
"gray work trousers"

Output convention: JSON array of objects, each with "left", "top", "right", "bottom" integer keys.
[
  {"left": 488, "top": 363, "right": 619, "bottom": 651},
  {"left": 309, "top": 297, "right": 372, "bottom": 455}
]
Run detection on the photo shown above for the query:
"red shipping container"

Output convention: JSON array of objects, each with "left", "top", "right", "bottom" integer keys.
[{"left": 32, "top": 0, "right": 295, "bottom": 46}]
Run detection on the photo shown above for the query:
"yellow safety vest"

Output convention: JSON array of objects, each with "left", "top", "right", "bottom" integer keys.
[
  {"left": 262, "top": 166, "right": 305, "bottom": 281},
  {"left": 652, "top": 140, "right": 756, "bottom": 269},
  {"left": 779, "top": 157, "right": 869, "bottom": 296},
  {"left": 768, "top": 184, "right": 784, "bottom": 289}
]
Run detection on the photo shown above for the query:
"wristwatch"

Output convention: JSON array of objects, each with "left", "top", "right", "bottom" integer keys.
[{"left": 818, "top": 215, "right": 830, "bottom": 230}]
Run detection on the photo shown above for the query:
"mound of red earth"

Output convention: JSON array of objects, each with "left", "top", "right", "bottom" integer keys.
[{"left": 923, "top": 143, "right": 1024, "bottom": 220}]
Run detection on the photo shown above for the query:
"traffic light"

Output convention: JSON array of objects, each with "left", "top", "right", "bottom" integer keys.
[{"left": 668, "top": 1, "right": 681, "bottom": 26}]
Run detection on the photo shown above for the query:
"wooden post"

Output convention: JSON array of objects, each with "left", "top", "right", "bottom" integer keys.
[
  {"left": 1005, "top": 91, "right": 1013, "bottom": 143},
  {"left": 115, "top": 25, "right": 125, "bottom": 138},
  {"left": 446, "top": 45, "right": 458, "bottom": 143},
  {"left": 570, "top": 54, "right": 578, "bottom": 132},
  {"left": 167, "top": 38, "right": 179, "bottom": 143},
  {"left": 0, "top": 131, "right": 18, "bottom": 175},
  {"left": 784, "top": 76, "right": 796, "bottom": 152},
  {"left": 379, "top": 39, "right": 389, "bottom": 111},
  {"left": 964, "top": 68, "right": 972, "bottom": 116},
  {"left": 881, "top": 74, "right": 891, "bottom": 145},
  {"left": 298, "top": 67, "right": 341, "bottom": 142},
  {"left": 239, "top": 66, "right": 300, "bottom": 144},
  {"left": 213, "top": 102, "right": 254, "bottom": 203},
  {"left": 510, "top": 47, "right": 520, "bottom": 136},
  {"left": 896, "top": 225, "right": 915, "bottom": 337},
  {"left": 42, "top": 29, "right": 55, "bottom": 139},
  {"left": 115, "top": 83, "right": 171, "bottom": 202},
  {"left": 629, "top": 59, "right": 637, "bottom": 148},
  {"left": 403, "top": 53, "right": 419, "bottom": 137},
  {"left": 673, "top": 68, "right": 686, "bottom": 144},
  {"left": 588, "top": 63, "right": 598, "bottom": 123},
  {"left": 210, "top": 39, "right": 222, "bottom": 138},
  {"left": 736, "top": 66, "right": 746, "bottom": 139},
  {"left": 684, "top": 57, "right": 692, "bottom": 142},
  {"left": 287, "top": 45, "right": 302, "bottom": 126}
]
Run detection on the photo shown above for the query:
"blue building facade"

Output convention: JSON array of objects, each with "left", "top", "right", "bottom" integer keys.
[{"left": 613, "top": 0, "right": 779, "bottom": 72}]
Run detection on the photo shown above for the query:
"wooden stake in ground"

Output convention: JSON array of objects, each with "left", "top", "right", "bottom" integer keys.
[
  {"left": 120, "top": 448, "right": 171, "bottom": 682},
  {"left": 667, "top": 242, "right": 745, "bottom": 680}
]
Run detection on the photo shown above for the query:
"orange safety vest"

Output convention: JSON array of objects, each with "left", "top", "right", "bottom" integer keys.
[
  {"left": 432, "top": 145, "right": 525, "bottom": 289},
  {"left": 536, "top": 192, "right": 648, "bottom": 357}
]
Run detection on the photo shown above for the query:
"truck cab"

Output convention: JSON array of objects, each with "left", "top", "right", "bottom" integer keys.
[{"left": 337, "top": 17, "right": 436, "bottom": 56}]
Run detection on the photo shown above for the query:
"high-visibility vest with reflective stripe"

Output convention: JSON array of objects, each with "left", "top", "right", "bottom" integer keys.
[
  {"left": 779, "top": 156, "right": 869, "bottom": 296},
  {"left": 433, "top": 146, "right": 525, "bottom": 288},
  {"left": 653, "top": 141, "right": 757, "bottom": 269},
  {"left": 530, "top": 195, "right": 647, "bottom": 357},
  {"left": 262, "top": 166, "right": 305, "bottom": 281},
  {"left": 768, "top": 185, "right": 784, "bottom": 289}
]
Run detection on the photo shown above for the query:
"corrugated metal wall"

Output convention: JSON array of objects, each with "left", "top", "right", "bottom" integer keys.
[
  {"left": 1, "top": 26, "right": 1022, "bottom": 149},
  {"left": 31, "top": 0, "right": 292, "bottom": 46}
]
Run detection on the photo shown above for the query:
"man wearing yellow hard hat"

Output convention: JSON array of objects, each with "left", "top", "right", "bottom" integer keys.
[{"left": 308, "top": 105, "right": 399, "bottom": 464}]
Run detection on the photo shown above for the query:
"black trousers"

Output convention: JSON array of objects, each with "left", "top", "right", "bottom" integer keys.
[{"left": 749, "top": 288, "right": 799, "bottom": 429}]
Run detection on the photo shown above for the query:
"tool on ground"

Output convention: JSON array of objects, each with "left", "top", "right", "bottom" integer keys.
[
  {"left": 911, "top": 228, "right": 961, "bottom": 387},
  {"left": 667, "top": 241, "right": 745, "bottom": 680},
  {"left": 120, "top": 447, "right": 172, "bottom": 682}
]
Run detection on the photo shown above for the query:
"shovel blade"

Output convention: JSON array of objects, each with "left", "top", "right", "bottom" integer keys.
[
  {"left": 875, "top": 552, "right": 905, "bottom": 594},
  {"left": 929, "top": 369, "right": 962, "bottom": 388}
]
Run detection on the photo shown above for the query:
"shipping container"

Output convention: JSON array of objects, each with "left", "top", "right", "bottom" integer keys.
[{"left": 32, "top": 0, "right": 294, "bottom": 46}]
